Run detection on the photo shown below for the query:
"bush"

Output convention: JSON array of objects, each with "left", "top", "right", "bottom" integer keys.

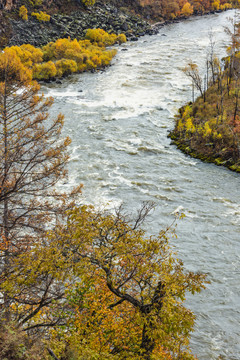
[
  {"left": 42, "top": 37, "right": 117, "bottom": 74},
  {"left": 19, "top": 5, "right": 28, "bottom": 21},
  {"left": 85, "top": 28, "right": 126, "bottom": 46},
  {"left": 9, "top": 44, "right": 43, "bottom": 67},
  {"left": 55, "top": 59, "right": 78, "bottom": 77},
  {"left": 117, "top": 33, "right": 127, "bottom": 44},
  {"left": 31, "top": 11, "right": 50, "bottom": 22},
  {"left": 82, "top": 0, "right": 96, "bottom": 7},
  {"left": 33, "top": 61, "right": 57, "bottom": 79},
  {"left": 4, "top": 32, "right": 120, "bottom": 81}
]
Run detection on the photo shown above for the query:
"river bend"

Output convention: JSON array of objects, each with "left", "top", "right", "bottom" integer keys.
[{"left": 44, "top": 10, "right": 240, "bottom": 360}]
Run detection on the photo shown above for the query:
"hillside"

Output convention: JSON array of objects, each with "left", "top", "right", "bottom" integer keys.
[{"left": 0, "top": 0, "right": 239, "bottom": 48}]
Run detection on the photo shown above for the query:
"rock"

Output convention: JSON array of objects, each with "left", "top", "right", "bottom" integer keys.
[
  {"left": 121, "top": 21, "right": 128, "bottom": 31},
  {"left": 7, "top": 1, "right": 154, "bottom": 47}
]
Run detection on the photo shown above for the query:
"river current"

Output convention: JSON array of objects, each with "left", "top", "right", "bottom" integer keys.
[{"left": 43, "top": 10, "right": 240, "bottom": 360}]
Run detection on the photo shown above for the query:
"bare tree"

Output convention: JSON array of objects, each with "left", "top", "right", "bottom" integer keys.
[{"left": 0, "top": 49, "right": 81, "bottom": 320}]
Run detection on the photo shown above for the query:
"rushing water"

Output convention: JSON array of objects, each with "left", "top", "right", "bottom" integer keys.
[{"left": 43, "top": 10, "right": 240, "bottom": 360}]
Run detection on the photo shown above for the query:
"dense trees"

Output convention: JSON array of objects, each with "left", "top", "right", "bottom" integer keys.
[
  {"left": 170, "top": 18, "right": 240, "bottom": 172},
  {"left": 145, "top": 0, "right": 236, "bottom": 19}
]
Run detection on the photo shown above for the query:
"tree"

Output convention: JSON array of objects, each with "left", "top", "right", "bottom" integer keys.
[
  {"left": 225, "top": 13, "right": 240, "bottom": 83},
  {"left": 0, "top": 48, "right": 80, "bottom": 322},
  {"left": 45, "top": 203, "right": 207, "bottom": 360},
  {"left": 183, "top": 62, "right": 204, "bottom": 97},
  {"left": 1, "top": 203, "right": 207, "bottom": 359},
  {"left": 181, "top": 2, "right": 194, "bottom": 16}
]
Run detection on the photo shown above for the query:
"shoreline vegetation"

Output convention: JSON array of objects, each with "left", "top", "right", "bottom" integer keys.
[
  {"left": 0, "top": 1, "right": 239, "bottom": 83},
  {"left": 169, "top": 18, "right": 240, "bottom": 173},
  {"left": 0, "top": 0, "right": 239, "bottom": 49},
  {"left": 2, "top": 30, "right": 127, "bottom": 83}
]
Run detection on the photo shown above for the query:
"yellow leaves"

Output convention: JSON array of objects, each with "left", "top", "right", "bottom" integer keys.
[
  {"left": 31, "top": 11, "right": 50, "bottom": 22},
  {"left": 185, "top": 117, "right": 196, "bottom": 134},
  {"left": 212, "top": 0, "right": 220, "bottom": 10},
  {"left": 182, "top": 105, "right": 192, "bottom": 120},
  {"left": 1, "top": 28, "right": 122, "bottom": 82},
  {"left": 176, "top": 105, "right": 196, "bottom": 135},
  {"left": 181, "top": 2, "right": 194, "bottom": 16},
  {"left": 220, "top": 2, "right": 232, "bottom": 10},
  {"left": 33, "top": 61, "right": 57, "bottom": 80},
  {"left": 40, "top": 36, "right": 118, "bottom": 78},
  {"left": 85, "top": 28, "right": 126, "bottom": 46},
  {"left": 0, "top": 49, "right": 32, "bottom": 84},
  {"left": 117, "top": 33, "right": 127, "bottom": 44},
  {"left": 1, "top": 202, "right": 207, "bottom": 359},
  {"left": 55, "top": 59, "right": 78, "bottom": 77},
  {"left": 7, "top": 44, "right": 43, "bottom": 68},
  {"left": 202, "top": 121, "right": 212, "bottom": 137},
  {"left": 19, "top": 5, "right": 28, "bottom": 21},
  {"left": 54, "top": 204, "right": 206, "bottom": 358},
  {"left": 82, "top": 0, "right": 96, "bottom": 7}
]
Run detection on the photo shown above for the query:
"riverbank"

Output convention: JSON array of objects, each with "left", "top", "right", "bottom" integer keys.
[
  {"left": 169, "top": 133, "right": 240, "bottom": 173},
  {"left": 1, "top": 1, "right": 157, "bottom": 48},
  {"left": 169, "top": 66, "right": 240, "bottom": 173},
  {"left": 1, "top": 0, "right": 237, "bottom": 49}
]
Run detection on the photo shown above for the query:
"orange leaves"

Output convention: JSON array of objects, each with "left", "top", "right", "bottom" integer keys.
[
  {"left": 0, "top": 233, "right": 9, "bottom": 252},
  {"left": 0, "top": 49, "right": 32, "bottom": 84}
]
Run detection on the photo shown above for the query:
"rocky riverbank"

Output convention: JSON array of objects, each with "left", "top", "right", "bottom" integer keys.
[{"left": 7, "top": 2, "right": 158, "bottom": 48}]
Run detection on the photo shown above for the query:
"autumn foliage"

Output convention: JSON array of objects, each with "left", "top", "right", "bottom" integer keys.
[
  {"left": 19, "top": 5, "right": 28, "bottom": 21},
  {"left": 170, "top": 22, "right": 240, "bottom": 172},
  {"left": 2, "top": 29, "right": 125, "bottom": 81},
  {"left": 82, "top": 0, "right": 96, "bottom": 6},
  {"left": 31, "top": 11, "right": 50, "bottom": 22},
  {"left": 1, "top": 203, "right": 207, "bottom": 360},
  {"left": 145, "top": 0, "right": 236, "bottom": 19}
]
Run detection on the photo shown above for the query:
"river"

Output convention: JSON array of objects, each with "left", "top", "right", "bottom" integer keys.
[{"left": 43, "top": 10, "right": 240, "bottom": 360}]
